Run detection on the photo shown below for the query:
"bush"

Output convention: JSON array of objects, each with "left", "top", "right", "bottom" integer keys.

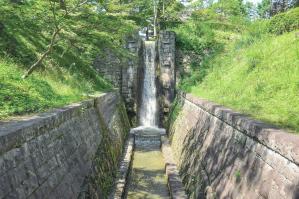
[
  {"left": 175, "top": 22, "right": 216, "bottom": 54},
  {"left": 268, "top": 7, "right": 299, "bottom": 34},
  {"left": 235, "top": 20, "right": 270, "bottom": 48}
]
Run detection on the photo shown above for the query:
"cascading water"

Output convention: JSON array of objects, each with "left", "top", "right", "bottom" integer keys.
[
  {"left": 139, "top": 41, "right": 158, "bottom": 127},
  {"left": 126, "top": 40, "right": 170, "bottom": 199}
]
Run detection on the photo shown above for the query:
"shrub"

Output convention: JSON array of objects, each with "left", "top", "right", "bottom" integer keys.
[
  {"left": 235, "top": 20, "right": 270, "bottom": 48},
  {"left": 174, "top": 21, "right": 216, "bottom": 54},
  {"left": 268, "top": 7, "right": 299, "bottom": 34}
]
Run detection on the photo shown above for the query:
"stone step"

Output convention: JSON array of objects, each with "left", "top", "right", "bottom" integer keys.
[{"left": 130, "top": 126, "right": 166, "bottom": 150}]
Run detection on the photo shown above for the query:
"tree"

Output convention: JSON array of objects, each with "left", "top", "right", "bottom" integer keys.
[
  {"left": 153, "top": 0, "right": 158, "bottom": 37},
  {"left": 159, "top": 0, "right": 184, "bottom": 29},
  {"left": 211, "top": 0, "right": 247, "bottom": 17},
  {"left": 270, "top": 0, "right": 299, "bottom": 15},
  {"left": 22, "top": 0, "right": 93, "bottom": 78},
  {"left": 257, "top": 0, "right": 271, "bottom": 18}
]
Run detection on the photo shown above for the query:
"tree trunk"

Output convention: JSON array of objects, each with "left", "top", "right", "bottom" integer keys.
[
  {"left": 153, "top": 0, "right": 158, "bottom": 37},
  {"left": 22, "top": 28, "right": 61, "bottom": 79}
]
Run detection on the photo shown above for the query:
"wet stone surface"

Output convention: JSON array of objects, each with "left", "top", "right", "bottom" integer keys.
[
  {"left": 126, "top": 126, "right": 169, "bottom": 199},
  {"left": 126, "top": 149, "right": 169, "bottom": 199}
]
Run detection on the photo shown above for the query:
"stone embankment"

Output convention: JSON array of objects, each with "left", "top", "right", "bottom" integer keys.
[
  {"left": 168, "top": 91, "right": 299, "bottom": 199},
  {"left": 111, "top": 126, "right": 187, "bottom": 199},
  {"left": 0, "top": 92, "right": 130, "bottom": 199}
]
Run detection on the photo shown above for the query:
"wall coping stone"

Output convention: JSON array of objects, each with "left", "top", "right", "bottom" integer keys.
[
  {"left": 177, "top": 91, "right": 299, "bottom": 166},
  {"left": 110, "top": 134, "right": 134, "bottom": 199},
  {"left": 161, "top": 135, "right": 187, "bottom": 199},
  {"left": 0, "top": 92, "right": 116, "bottom": 154}
]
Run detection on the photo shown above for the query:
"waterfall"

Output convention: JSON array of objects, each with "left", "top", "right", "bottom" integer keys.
[{"left": 139, "top": 41, "right": 158, "bottom": 127}]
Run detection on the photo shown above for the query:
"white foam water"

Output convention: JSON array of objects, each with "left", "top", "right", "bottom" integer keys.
[{"left": 139, "top": 41, "right": 158, "bottom": 127}]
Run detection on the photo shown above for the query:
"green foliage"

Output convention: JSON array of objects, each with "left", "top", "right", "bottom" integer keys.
[
  {"left": 211, "top": 0, "right": 247, "bottom": 17},
  {"left": 174, "top": 20, "right": 216, "bottom": 54},
  {"left": 105, "top": 0, "right": 154, "bottom": 26},
  {"left": 166, "top": 97, "right": 182, "bottom": 131},
  {"left": 268, "top": 7, "right": 299, "bottom": 34},
  {"left": 174, "top": 6, "right": 247, "bottom": 53},
  {"left": 175, "top": 5, "right": 299, "bottom": 133},
  {"left": 0, "top": 0, "right": 138, "bottom": 118},
  {"left": 257, "top": 0, "right": 271, "bottom": 18},
  {"left": 174, "top": 7, "right": 247, "bottom": 91},
  {"left": 160, "top": 1, "right": 184, "bottom": 29},
  {"left": 235, "top": 170, "right": 241, "bottom": 182},
  {"left": 190, "top": 31, "right": 299, "bottom": 133},
  {"left": 235, "top": 20, "right": 270, "bottom": 48},
  {"left": 92, "top": 113, "right": 122, "bottom": 198},
  {"left": 0, "top": 56, "right": 111, "bottom": 119}
]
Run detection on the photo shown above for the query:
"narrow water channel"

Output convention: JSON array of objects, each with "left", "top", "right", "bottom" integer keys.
[
  {"left": 125, "top": 41, "right": 169, "bottom": 199},
  {"left": 126, "top": 144, "right": 168, "bottom": 198}
]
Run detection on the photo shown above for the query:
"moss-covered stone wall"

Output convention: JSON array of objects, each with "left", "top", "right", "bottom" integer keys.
[{"left": 0, "top": 92, "right": 130, "bottom": 199}]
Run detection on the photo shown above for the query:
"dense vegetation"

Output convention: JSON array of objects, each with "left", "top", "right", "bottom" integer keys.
[
  {"left": 1, "top": 0, "right": 298, "bottom": 134},
  {"left": 173, "top": 1, "right": 299, "bottom": 133},
  {"left": 0, "top": 0, "right": 181, "bottom": 119},
  {"left": 0, "top": 0, "right": 139, "bottom": 118}
]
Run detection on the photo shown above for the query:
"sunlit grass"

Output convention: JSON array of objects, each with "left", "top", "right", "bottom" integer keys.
[
  {"left": 0, "top": 1, "right": 138, "bottom": 119},
  {"left": 0, "top": 57, "right": 111, "bottom": 119},
  {"left": 190, "top": 31, "right": 299, "bottom": 133}
]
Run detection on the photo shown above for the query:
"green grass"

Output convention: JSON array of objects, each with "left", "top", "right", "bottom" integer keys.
[
  {"left": 189, "top": 31, "right": 299, "bottom": 133},
  {"left": 0, "top": 1, "right": 138, "bottom": 119},
  {"left": 173, "top": 6, "right": 299, "bottom": 133},
  {"left": 0, "top": 56, "right": 111, "bottom": 119}
]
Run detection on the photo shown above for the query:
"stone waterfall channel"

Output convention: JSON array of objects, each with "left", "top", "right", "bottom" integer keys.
[
  {"left": 127, "top": 40, "right": 168, "bottom": 198},
  {"left": 139, "top": 41, "right": 158, "bottom": 127},
  {"left": 111, "top": 41, "right": 186, "bottom": 199}
]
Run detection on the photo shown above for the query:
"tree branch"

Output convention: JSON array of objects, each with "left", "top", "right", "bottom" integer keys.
[
  {"left": 22, "top": 0, "right": 89, "bottom": 78},
  {"left": 22, "top": 27, "right": 61, "bottom": 79}
]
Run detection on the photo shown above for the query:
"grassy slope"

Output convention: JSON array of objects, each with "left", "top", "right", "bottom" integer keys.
[
  {"left": 190, "top": 31, "right": 299, "bottom": 133},
  {"left": 0, "top": 1, "right": 137, "bottom": 119},
  {"left": 174, "top": 7, "right": 299, "bottom": 133},
  {"left": 0, "top": 57, "right": 105, "bottom": 118}
]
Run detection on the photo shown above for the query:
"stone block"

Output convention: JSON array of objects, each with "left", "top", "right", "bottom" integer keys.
[
  {"left": 8, "top": 159, "right": 39, "bottom": 198},
  {"left": 0, "top": 143, "right": 30, "bottom": 175},
  {"left": 0, "top": 92, "right": 129, "bottom": 198},
  {"left": 169, "top": 93, "right": 299, "bottom": 199},
  {"left": 35, "top": 156, "right": 58, "bottom": 184},
  {"left": 0, "top": 174, "right": 12, "bottom": 198}
]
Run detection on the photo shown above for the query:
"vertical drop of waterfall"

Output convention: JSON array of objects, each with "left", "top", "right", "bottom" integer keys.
[{"left": 139, "top": 41, "right": 158, "bottom": 127}]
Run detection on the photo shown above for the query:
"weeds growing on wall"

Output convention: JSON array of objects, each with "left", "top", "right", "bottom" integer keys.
[
  {"left": 87, "top": 104, "right": 130, "bottom": 198},
  {"left": 166, "top": 96, "right": 183, "bottom": 141}
]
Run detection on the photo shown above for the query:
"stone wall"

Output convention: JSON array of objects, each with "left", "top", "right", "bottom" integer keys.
[
  {"left": 168, "top": 92, "right": 299, "bottom": 199},
  {"left": 93, "top": 48, "right": 122, "bottom": 87},
  {"left": 93, "top": 34, "right": 142, "bottom": 124},
  {"left": 93, "top": 31, "right": 176, "bottom": 126},
  {"left": 158, "top": 31, "right": 176, "bottom": 126},
  {"left": 121, "top": 35, "right": 143, "bottom": 123},
  {"left": 0, "top": 92, "right": 130, "bottom": 199}
]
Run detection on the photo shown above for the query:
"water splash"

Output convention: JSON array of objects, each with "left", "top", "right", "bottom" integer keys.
[{"left": 139, "top": 41, "right": 158, "bottom": 127}]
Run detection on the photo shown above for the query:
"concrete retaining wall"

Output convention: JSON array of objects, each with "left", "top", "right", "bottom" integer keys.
[
  {"left": 168, "top": 92, "right": 299, "bottom": 199},
  {"left": 0, "top": 92, "right": 130, "bottom": 199}
]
